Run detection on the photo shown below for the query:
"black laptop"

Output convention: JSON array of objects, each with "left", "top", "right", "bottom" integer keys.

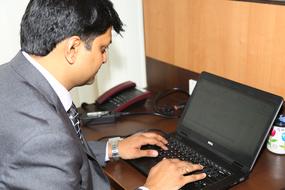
[{"left": 127, "top": 71, "right": 284, "bottom": 190}]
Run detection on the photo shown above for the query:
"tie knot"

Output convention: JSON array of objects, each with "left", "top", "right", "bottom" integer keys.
[{"left": 68, "top": 103, "right": 78, "bottom": 117}]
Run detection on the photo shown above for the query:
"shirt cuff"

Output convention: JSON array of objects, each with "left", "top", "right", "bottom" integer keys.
[
  {"left": 105, "top": 142, "right": 110, "bottom": 161},
  {"left": 137, "top": 186, "right": 150, "bottom": 190}
]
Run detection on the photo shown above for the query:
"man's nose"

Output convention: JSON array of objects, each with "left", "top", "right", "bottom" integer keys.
[{"left": 103, "top": 52, "right": 108, "bottom": 64}]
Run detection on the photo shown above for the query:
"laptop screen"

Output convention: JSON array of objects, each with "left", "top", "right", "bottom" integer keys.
[{"left": 178, "top": 72, "right": 283, "bottom": 171}]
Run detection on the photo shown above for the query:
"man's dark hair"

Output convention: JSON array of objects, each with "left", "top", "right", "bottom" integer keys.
[{"left": 20, "top": 0, "right": 124, "bottom": 56}]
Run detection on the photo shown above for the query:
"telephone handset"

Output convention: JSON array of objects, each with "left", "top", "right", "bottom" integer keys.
[{"left": 95, "top": 81, "right": 152, "bottom": 112}]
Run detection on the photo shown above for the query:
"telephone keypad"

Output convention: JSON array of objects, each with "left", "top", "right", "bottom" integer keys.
[{"left": 97, "top": 88, "right": 151, "bottom": 112}]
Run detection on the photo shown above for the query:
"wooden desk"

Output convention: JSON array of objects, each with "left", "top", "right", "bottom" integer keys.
[{"left": 82, "top": 109, "right": 285, "bottom": 190}]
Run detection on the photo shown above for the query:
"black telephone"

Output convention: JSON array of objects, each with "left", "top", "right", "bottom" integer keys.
[
  {"left": 80, "top": 81, "right": 152, "bottom": 125},
  {"left": 95, "top": 81, "right": 152, "bottom": 112}
]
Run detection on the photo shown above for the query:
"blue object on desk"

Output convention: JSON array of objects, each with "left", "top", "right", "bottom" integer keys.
[{"left": 275, "top": 115, "right": 285, "bottom": 127}]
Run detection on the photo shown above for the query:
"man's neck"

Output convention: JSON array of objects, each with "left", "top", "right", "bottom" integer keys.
[{"left": 30, "top": 50, "right": 72, "bottom": 91}]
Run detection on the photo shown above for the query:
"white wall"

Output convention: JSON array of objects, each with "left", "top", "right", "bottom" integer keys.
[
  {"left": 0, "top": 1, "right": 30, "bottom": 64},
  {"left": 96, "top": 0, "right": 147, "bottom": 94},
  {"left": 0, "top": 0, "right": 146, "bottom": 107}
]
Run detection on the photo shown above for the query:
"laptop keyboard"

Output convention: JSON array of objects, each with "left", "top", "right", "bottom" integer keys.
[{"left": 157, "top": 136, "right": 232, "bottom": 189}]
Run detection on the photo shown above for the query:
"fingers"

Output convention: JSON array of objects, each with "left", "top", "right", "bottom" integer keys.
[
  {"left": 166, "top": 159, "right": 204, "bottom": 173},
  {"left": 139, "top": 132, "right": 168, "bottom": 150},
  {"left": 160, "top": 158, "right": 206, "bottom": 183},
  {"left": 174, "top": 160, "right": 206, "bottom": 185},
  {"left": 182, "top": 172, "right": 207, "bottom": 185},
  {"left": 178, "top": 163, "right": 204, "bottom": 175},
  {"left": 138, "top": 149, "right": 159, "bottom": 157},
  {"left": 119, "top": 132, "right": 168, "bottom": 159},
  {"left": 141, "top": 132, "right": 168, "bottom": 144},
  {"left": 175, "top": 160, "right": 201, "bottom": 170},
  {"left": 145, "top": 158, "right": 206, "bottom": 190}
]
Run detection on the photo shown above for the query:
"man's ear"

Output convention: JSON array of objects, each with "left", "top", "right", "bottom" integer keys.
[{"left": 64, "top": 36, "right": 81, "bottom": 64}]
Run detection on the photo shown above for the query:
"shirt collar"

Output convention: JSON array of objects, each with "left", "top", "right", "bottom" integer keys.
[{"left": 22, "top": 51, "right": 72, "bottom": 111}]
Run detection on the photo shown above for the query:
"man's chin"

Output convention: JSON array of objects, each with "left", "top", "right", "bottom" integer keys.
[
  {"left": 85, "top": 77, "right": 95, "bottom": 85},
  {"left": 77, "top": 78, "right": 95, "bottom": 87}
]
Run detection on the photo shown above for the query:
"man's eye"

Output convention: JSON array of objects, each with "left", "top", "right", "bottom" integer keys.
[{"left": 101, "top": 47, "right": 109, "bottom": 53}]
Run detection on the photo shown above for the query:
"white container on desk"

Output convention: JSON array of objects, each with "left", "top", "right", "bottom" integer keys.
[{"left": 267, "top": 115, "right": 285, "bottom": 155}]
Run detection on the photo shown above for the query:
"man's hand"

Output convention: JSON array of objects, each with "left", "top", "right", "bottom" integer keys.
[
  {"left": 109, "top": 132, "right": 168, "bottom": 160},
  {"left": 144, "top": 159, "right": 206, "bottom": 190}
]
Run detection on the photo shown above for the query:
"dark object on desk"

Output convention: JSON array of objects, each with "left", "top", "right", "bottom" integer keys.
[
  {"left": 80, "top": 110, "right": 182, "bottom": 126},
  {"left": 127, "top": 71, "right": 284, "bottom": 190},
  {"left": 95, "top": 81, "right": 152, "bottom": 112},
  {"left": 80, "top": 111, "right": 119, "bottom": 125},
  {"left": 79, "top": 81, "right": 151, "bottom": 125},
  {"left": 153, "top": 87, "right": 189, "bottom": 118},
  {"left": 80, "top": 87, "right": 190, "bottom": 126}
]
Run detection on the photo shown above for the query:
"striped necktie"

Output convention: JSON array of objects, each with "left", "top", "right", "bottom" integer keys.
[
  {"left": 67, "top": 103, "right": 84, "bottom": 143},
  {"left": 67, "top": 103, "right": 110, "bottom": 187}
]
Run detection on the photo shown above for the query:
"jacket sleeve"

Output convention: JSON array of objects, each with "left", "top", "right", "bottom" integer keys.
[
  {"left": 1, "top": 132, "right": 83, "bottom": 190},
  {"left": 87, "top": 140, "right": 108, "bottom": 166}
]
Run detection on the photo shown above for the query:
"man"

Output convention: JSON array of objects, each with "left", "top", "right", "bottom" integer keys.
[{"left": 0, "top": 0, "right": 206, "bottom": 189}]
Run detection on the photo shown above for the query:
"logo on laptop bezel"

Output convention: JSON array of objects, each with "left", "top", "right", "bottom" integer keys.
[{"left": 208, "top": 141, "right": 214, "bottom": 146}]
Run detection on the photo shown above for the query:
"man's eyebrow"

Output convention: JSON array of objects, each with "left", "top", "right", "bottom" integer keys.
[{"left": 103, "top": 40, "right": 112, "bottom": 48}]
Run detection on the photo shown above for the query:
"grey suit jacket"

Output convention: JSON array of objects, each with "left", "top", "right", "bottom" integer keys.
[{"left": 0, "top": 52, "right": 110, "bottom": 190}]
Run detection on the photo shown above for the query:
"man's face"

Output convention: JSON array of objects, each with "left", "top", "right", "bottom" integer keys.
[{"left": 74, "top": 27, "right": 112, "bottom": 87}]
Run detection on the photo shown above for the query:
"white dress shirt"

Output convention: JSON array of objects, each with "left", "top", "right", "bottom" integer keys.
[{"left": 22, "top": 51, "right": 72, "bottom": 112}]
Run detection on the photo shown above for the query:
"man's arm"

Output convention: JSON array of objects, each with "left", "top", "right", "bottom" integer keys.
[
  {"left": 1, "top": 132, "right": 83, "bottom": 190},
  {"left": 88, "top": 140, "right": 108, "bottom": 165}
]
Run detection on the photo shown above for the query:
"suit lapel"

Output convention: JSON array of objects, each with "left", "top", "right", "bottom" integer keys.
[
  {"left": 10, "top": 51, "right": 63, "bottom": 113},
  {"left": 10, "top": 51, "right": 110, "bottom": 189}
]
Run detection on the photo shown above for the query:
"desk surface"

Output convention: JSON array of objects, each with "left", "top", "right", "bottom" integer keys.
[{"left": 82, "top": 106, "right": 285, "bottom": 190}]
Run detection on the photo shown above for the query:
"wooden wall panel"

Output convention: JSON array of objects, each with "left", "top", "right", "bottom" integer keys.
[{"left": 143, "top": 0, "right": 285, "bottom": 99}]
